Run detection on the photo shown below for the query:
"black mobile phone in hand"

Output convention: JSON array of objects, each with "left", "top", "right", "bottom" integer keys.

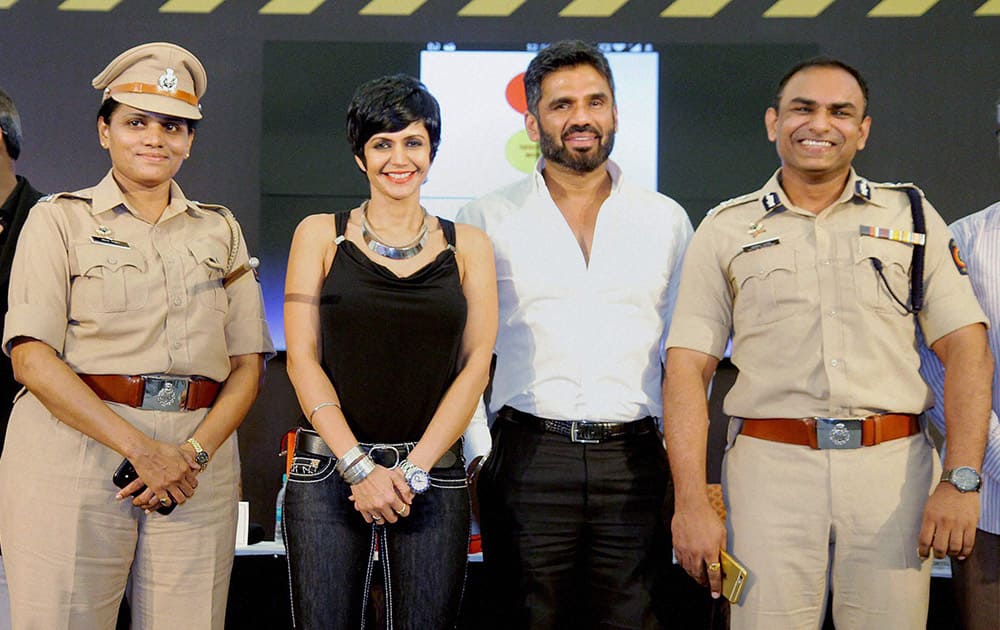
[{"left": 112, "top": 458, "right": 176, "bottom": 515}]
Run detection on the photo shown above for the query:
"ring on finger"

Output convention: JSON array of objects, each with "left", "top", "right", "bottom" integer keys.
[
  {"left": 160, "top": 497, "right": 172, "bottom": 507},
  {"left": 394, "top": 505, "right": 408, "bottom": 515},
  {"left": 371, "top": 513, "right": 383, "bottom": 521},
  {"left": 707, "top": 562, "right": 721, "bottom": 572}
]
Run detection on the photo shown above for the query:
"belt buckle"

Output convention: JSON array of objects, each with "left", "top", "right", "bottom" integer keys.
[
  {"left": 366, "top": 444, "right": 402, "bottom": 469},
  {"left": 140, "top": 376, "right": 189, "bottom": 411},
  {"left": 814, "top": 417, "right": 863, "bottom": 449},
  {"left": 570, "top": 422, "right": 604, "bottom": 444}
]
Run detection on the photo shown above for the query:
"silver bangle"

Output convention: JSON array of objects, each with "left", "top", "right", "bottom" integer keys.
[
  {"left": 334, "top": 445, "right": 366, "bottom": 476},
  {"left": 309, "top": 401, "right": 341, "bottom": 423},
  {"left": 342, "top": 455, "right": 376, "bottom": 485}
]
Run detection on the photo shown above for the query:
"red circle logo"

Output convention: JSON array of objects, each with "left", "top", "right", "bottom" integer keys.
[{"left": 505, "top": 72, "right": 527, "bottom": 114}]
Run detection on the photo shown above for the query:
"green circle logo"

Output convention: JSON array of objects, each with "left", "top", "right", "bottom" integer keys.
[{"left": 505, "top": 130, "right": 540, "bottom": 174}]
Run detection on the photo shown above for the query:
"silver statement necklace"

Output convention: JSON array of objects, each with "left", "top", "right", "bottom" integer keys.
[{"left": 360, "top": 201, "right": 429, "bottom": 260}]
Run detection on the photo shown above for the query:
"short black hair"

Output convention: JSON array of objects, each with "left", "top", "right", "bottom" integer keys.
[
  {"left": 524, "top": 40, "right": 615, "bottom": 118},
  {"left": 0, "top": 87, "right": 23, "bottom": 160},
  {"left": 772, "top": 56, "right": 870, "bottom": 116},
  {"left": 346, "top": 74, "right": 441, "bottom": 165},
  {"left": 96, "top": 98, "right": 200, "bottom": 131}
]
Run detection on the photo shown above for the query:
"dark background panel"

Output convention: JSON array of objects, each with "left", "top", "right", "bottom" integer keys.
[{"left": 1, "top": 0, "right": 999, "bottom": 550}]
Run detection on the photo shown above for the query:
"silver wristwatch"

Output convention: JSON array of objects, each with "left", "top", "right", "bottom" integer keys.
[
  {"left": 940, "top": 466, "right": 982, "bottom": 493},
  {"left": 398, "top": 459, "right": 430, "bottom": 494}
]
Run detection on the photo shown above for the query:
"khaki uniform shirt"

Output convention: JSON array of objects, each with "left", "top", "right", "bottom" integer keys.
[
  {"left": 3, "top": 171, "right": 273, "bottom": 382},
  {"left": 666, "top": 168, "right": 987, "bottom": 418}
]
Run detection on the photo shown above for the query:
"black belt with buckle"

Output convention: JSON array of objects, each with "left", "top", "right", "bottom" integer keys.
[
  {"left": 498, "top": 407, "right": 657, "bottom": 444},
  {"left": 294, "top": 428, "right": 460, "bottom": 469}
]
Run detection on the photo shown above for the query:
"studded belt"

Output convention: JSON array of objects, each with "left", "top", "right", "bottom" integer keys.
[
  {"left": 739, "top": 414, "right": 920, "bottom": 450},
  {"left": 79, "top": 373, "right": 221, "bottom": 412},
  {"left": 294, "top": 428, "right": 460, "bottom": 469},
  {"left": 498, "top": 406, "right": 657, "bottom": 444}
]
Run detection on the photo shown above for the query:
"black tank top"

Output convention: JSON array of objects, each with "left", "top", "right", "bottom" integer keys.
[{"left": 317, "top": 212, "right": 467, "bottom": 443}]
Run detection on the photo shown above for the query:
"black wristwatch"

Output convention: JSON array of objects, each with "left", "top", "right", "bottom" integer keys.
[
  {"left": 940, "top": 466, "right": 982, "bottom": 493},
  {"left": 399, "top": 459, "right": 430, "bottom": 494}
]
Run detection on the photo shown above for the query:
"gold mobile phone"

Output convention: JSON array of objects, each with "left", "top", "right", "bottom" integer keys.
[{"left": 720, "top": 549, "right": 748, "bottom": 604}]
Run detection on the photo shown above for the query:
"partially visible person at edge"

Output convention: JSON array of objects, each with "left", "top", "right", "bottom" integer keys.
[
  {"left": 0, "top": 88, "right": 42, "bottom": 455},
  {"left": 0, "top": 42, "right": 274, "bottom": 630},
  {"left": 664, "top": 56, "right": 991, "bottom": 629},
  {"left": 282, "top": 74, "right": 497, "bottom": 629},
  {"left": 458, "top": 40, "right": 692, "bottom": 629},
  {"left": 0, "top": 85, "right": 44, "bottom": 629},
  {"left": 917, "top": 95, "right": 1000, "bottom": 630}
]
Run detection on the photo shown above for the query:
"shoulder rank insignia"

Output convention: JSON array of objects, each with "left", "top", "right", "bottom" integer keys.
[
  {"left": 854, "top": 179, "right": 871, "bottom": 200},
  {"left": 761, "top": 192, "right": 782, "bottom": 211}
]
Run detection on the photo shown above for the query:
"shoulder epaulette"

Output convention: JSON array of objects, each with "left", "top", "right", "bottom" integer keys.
[
  {"left": 706, "top": 192, "right": 757, "bottom": 217},
  {"left": 190, "top": 201, "right": 240, "bottom": 273},
  {"left": 190, "top": 200, "right": 233, "bottom": 216},
  {"left": 37, "top": 191, "right": 90, "bottom": 204},
  {"left": 869, "top": 181, "right": 926, "bottom": 197}
]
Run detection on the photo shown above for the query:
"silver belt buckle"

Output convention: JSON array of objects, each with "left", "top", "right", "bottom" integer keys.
[
  {"left": 365, "top": 444, "right": 403, "bottom": 469},
  {"left": 140, "top": 376, "right": 189, "bottom": 411},
  {"left": 814, "top": 418, "right": 863, "bottom": 449},
  {"left": 569, "top": 422, "right": 603, "bottom": 444}
]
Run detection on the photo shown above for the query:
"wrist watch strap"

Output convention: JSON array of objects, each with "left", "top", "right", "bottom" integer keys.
[{"left": 187, "top": 437, "right": 210, "bottom": 471}]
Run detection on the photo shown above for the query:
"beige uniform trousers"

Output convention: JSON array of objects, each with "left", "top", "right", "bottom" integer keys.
[
  {"left": 723, "top": 432, "right": 940, "bottom": 630},
  {"left": 0, "top": 392, "right": 239, "bottom": 630}
]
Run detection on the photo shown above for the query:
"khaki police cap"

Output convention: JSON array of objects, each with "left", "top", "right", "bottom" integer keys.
[{"left": 92, "top": 42, "right": 206, "bottom": 120}]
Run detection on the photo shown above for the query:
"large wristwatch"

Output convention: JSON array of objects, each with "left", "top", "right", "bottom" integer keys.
[
  {"left": 398, "top": 459, "right": 430, "bottom": 494},
  {"left": 187, "top": 437, "right": 210, "bottom": 471},
  {"left": 941, "top": 466, "right": 982, "bottom": 493}
]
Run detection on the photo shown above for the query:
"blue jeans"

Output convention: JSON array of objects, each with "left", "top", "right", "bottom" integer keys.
[{"left": 284, "top": 436, "right": 470, "bottom": 630}]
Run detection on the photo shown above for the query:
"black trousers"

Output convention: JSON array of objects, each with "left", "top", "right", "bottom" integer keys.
[{"left": 477, "top": 413, "right": 673, "bottom": 629}]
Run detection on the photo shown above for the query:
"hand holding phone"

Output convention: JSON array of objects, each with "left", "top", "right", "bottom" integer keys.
[
  {"left": 112, "top": 458, "right": 177, "bottom": 515},
  {"left": 720, "top": 549, "right": 748, "bottom": 604}
]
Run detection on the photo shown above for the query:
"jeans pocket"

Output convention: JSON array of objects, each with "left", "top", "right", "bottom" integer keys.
[
  {"left": 429, "top": 463, "right": 468, "bottom": 489},
  {"left": 288, "top": 453, "right": 336, "bottom": 483}
]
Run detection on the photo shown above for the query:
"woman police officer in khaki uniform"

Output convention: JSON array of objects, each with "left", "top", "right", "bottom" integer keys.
[{"left": 0, "top": 42, "right": 273, "bottom": 629}]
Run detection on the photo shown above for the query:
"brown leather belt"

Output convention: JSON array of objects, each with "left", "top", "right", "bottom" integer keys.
[
  {"left": 740, "top": 414, "right": 920, "bottom": 450},
  {"left": 79, "top": 373, "right": 221, "bottom": 412}
]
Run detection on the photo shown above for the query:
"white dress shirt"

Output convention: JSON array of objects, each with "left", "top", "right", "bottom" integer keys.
[
  {"left": 919, "top": 201, "right": 1000, "bottom": 534},
  {"left": 458, "top": 159, "right": 691, "bottom": 426}
]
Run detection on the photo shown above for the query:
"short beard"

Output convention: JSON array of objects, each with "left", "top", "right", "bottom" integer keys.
[{"left": 538, "top": 124, "right": 614, "bottom": 173}]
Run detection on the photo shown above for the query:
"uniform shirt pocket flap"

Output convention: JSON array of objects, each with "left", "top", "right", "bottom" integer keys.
[
  {"left": 74, "top": 242, "right": 147, "bottom": 275},
  {"left": 187, "top": 238, "right": 229, "bottom": 274},
  {"left": 730, "top": 245, "right": 797, "bottom": 288}
]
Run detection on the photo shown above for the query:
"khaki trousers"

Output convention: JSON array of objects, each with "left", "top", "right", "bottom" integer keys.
[
  {"left": 724, "top": 432, "right": 939, "bottom": 630},
  {"left": 0, "top": 392, "right": 239, "bottom": 630}
]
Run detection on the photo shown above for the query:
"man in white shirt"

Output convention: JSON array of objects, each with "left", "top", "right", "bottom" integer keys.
[{"left": 458, "top": 40, "right": 692, "bottom": 628}]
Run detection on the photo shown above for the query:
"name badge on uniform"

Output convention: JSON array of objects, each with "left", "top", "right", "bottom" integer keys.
[
  {"left": 91, "top": 236, "right": 131, "bottom": 249},
  {"left": 741, "top": 236, "right": 780, "bottom": 252},
  {"left": 859, "top": 225, "right": 925, "bottom": 246}
]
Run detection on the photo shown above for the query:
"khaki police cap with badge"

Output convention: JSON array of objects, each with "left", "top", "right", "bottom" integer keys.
[{"left": 92, "top": 42, "right": 206, "bottom": 120}]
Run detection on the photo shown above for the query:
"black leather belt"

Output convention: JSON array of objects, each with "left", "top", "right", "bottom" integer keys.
[
  {"left": 498, "top": 407, "right": 658, "bottom": 444},
  {"left": 294, "top": 428, "right": 460, "bottom": 469}
]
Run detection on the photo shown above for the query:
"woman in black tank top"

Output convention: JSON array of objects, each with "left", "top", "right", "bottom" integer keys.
[{"left": 282, "top": 75, "right": 498, "bottom": 629}]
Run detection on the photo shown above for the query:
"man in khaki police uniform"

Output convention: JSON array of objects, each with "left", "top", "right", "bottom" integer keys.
[{"left": 663, "top": 57, "right": 992, "bottom": 629}]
